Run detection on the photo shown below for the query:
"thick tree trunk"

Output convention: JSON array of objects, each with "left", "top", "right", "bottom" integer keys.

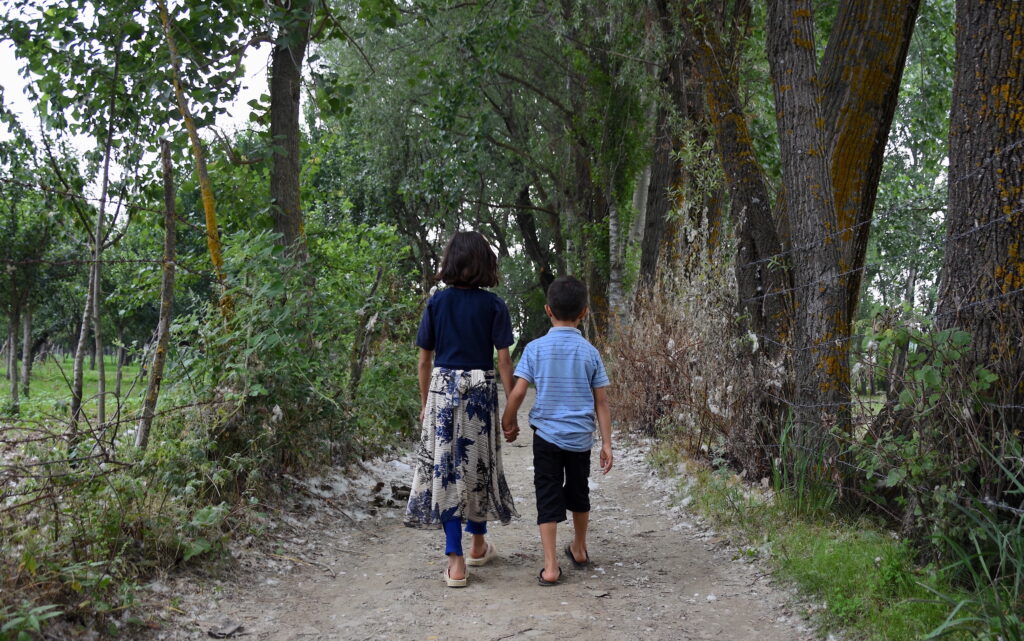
[
  {"left": 269, "top": 0, "right": 312, "bottom": 259},
  {"left": 137, "top": 140, "right": 178, "bottom": 452},
  {"left": 639, "top": 98, "right": 678, "bottom": 286},
  {"left": 936, "top": 0, "right": 1024, "bottom": 451},
  {"left": 695, "top": 33, "right": 789, "bottom": 358},
  {"left": 20, "top": 306, "right": 31, "bottom": 398},
  {"left": 767, "top": 0, "right": 849, "bottom": 447},
  {"left": 820, "top": 0, "right": 921, "bottom": 326}
]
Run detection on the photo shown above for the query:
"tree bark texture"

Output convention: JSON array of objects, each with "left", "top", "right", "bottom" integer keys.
[
  {"left": 607, "top": 174, "right": 626, "bottom": 325},
  {"left": 695, "top": 31, "right": 789, "bottom": 358},
  {"left": 137, "top": 139, "right": 178, "bottom": 452},
  {"left": 269, "top": 0, "right": 312, "bottom": 259},
  {"left": 766, "top": 0, "right": 849, "bottom": 446},
  {"left": 936, "top": 0, "right": 1024, "bottom": 438},
  {"left": 820, "top": 0, "right": 921, "bottom": 326}
]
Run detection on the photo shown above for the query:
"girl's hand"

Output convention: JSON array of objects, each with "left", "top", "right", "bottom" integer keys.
[
  {"left": 419, "top": 404, "right": 427, "bottom": 424},
  {"left": 502, "top": 418, "right": 519, "bottom": 442}
]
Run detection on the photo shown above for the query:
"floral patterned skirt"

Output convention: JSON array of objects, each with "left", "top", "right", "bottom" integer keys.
[{"left": 404, "top": 367, "right": 519, "bottom": 528}]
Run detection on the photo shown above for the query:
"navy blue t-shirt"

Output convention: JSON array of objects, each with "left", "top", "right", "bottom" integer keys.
[{"left": 416, "top": 287, "right": 514, "bottom": 370}]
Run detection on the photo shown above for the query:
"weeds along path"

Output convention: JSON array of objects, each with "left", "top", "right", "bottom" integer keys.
[{"left": 154, "top": 392, "right": 814, "bottom": 641}]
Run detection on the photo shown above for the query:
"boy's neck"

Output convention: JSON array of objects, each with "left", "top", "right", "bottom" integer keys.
[{"left": 550, "top": 320, "right": 581, "bottom": 329}]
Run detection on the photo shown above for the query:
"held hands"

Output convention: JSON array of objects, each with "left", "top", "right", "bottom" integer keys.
[
  {"left": 501, "top": 417, "right": 520, "bottom": 443},
  {"left": 600, "top": 443, "right": 614, "bottom": 474}
]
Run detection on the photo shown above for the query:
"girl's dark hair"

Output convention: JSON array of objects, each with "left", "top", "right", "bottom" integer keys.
[{"left": 437, "top": 231, "right": 499, "bottom": 288}]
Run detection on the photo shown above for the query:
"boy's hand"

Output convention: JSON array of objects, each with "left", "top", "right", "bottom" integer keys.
[
  {"left": 600, "top": 443, "right": 613, "bottom": 474},
  {"left": 502, "top": 418, "right": 519, "bottom": 443}
]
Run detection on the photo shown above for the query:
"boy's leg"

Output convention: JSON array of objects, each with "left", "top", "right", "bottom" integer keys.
[
  {"left": 465, "top": 520, "right": 488, "bottom": 558},
  {"left": 564, "top": 448, "right": 592, "bottom": 562},
  {"left": 569, "top": 511, "right": 589, "bottom": 562},
  {"left": 533, "top": 432, "right": 567, "bottom": 581},
  {"left": 443, "top": 518, "right": 466, "bottom": 580},
  {"left": 538, "top": 521, "right": 559, "bottom": 582}
]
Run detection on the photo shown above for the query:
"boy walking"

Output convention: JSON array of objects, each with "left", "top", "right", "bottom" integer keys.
[{"left": 502, "top": 276, "right": 612, "bottom": 585}]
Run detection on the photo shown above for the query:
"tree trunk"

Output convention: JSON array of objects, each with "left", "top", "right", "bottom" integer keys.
[
  {"left": 114, "top": 324, "right": 125, "bottom": 418},
  {"left": 936, "top": 0, "right": 1024, "bottom": 457},
  {"left": 639, "top": 97, "right": 678, "bottom": 286},
  {"left": 69, "top": 258, "right": 95, "bottom": 439},
  {"left": 695, "top": 32, "right": 789, "bottom": 358},
  {"left": 513, "top": 186, "right": 556, "bottom": 292},
  {"left": 347, "top": 268, "right": 383, "bottom": 403},
  {"left": 821, "top": 0, "right": 921, "bottom": 326},
  {"left": 20, "top": 306, "right": 31, "bottom": 398},
  {"left": 93, "top": 271, "right": 105, "bottom": 426},
  {"left": 607, "top": 181, "right": 625, "bottom": 327},
  {"left": 767, "top": 0, "right": 848, "bottom": 449},
  {"left": 157, "top": 0, "right": 228, "bottom": 310},
  {"left": 137, "top": 139, "right": 178, "bottom": 452},
  {"left": 7, "top": 308, "right": 18, "bottom": 411},
  {"left": 269, "top": 0, "right": 312, "bottom": 259},
  {"left": 887, "top": 266, "right": 917, "bottom": 397}
]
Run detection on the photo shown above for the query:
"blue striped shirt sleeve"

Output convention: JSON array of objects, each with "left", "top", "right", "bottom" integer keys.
[
  {"left": 590, "top": 351, "right": 610, "bottom": 388},
  {"left": 514, "top": 341, "right": 535, "bottom": 383}
]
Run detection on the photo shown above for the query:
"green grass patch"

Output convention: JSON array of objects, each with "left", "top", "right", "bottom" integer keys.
[
  {"left": 1, "top": 355, "right": 143, "bottom": 421},
  {"left": 649, "top": 443, "right": 972, "bottom": 641}
]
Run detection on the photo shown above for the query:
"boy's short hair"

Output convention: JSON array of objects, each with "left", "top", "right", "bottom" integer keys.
[
  {"left": 546, "top": 276, "right": 588, "bottom": 320},
  {"left": 437, "top": 230, "right": 499, "bottom": 288}
]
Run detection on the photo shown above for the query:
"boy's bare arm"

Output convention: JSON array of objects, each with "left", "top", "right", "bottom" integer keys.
[
  {"left": 418, "top": 348, "right": 433, "bottom": 421},
  {"left": 594, "top": 386, "right": 613, "bottom": 473},
  {"left": 496, "top": 347, "right": 514, "bottom": 399}
]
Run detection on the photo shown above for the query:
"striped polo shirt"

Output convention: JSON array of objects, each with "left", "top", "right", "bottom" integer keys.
[{"left": 513, "top": 326, "right": 610, "bottom": 452}]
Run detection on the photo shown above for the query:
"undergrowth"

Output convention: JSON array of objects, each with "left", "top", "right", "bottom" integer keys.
[
  {"left": 650, "top": 444, "right": 971, "bottom": 640},
  {"left": 0, "top": 227, "right": 420, "bottom": 639}
]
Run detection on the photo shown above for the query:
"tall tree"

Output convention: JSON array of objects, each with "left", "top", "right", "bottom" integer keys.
[
  {"left": 935, "top": 0, "right": 1024, "bottom": 470},
  {"left": 692, "top": 0, "right": 919, "bottom": 461}
]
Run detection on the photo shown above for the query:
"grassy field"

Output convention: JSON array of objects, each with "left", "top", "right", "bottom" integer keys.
[{"left": 1, "top": 355, "right": 144, "bottom": 422}]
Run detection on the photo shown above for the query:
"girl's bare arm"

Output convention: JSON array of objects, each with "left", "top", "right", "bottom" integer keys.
[
  {"left": 496, "top": 347, "right": 514, "bottom": 399},
  {"left": 418, "top": 348, "right": 433, "bottom": 420}
]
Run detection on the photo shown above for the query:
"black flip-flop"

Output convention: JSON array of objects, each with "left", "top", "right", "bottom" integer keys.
[
  {"left": 537, "top": 567, "right": 562, "bottom": 586},
  {"left": 564, "top": 543, "right": 590, "bottom": 568}
]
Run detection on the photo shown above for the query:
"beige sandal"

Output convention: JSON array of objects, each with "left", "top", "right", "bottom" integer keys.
[
  {"left": 444, "top": 566, "right": 468, "bottom": 588},
  {"left": 466, "top": 543, "right": 497, "bottom": 567}
]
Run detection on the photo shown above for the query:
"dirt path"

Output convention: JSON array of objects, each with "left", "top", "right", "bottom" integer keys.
[{"left": 153, "top": 393, "right": 816, "bottom": 641}]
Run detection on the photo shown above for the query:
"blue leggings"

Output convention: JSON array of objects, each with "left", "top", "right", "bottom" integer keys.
[{"left": 443, "top": 518, "right": 487, "bottom": 556}]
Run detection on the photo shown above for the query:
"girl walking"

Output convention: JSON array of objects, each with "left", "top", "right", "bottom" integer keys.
[{"left": 404, "top": 230, "right": 520, "bottom": 587}]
